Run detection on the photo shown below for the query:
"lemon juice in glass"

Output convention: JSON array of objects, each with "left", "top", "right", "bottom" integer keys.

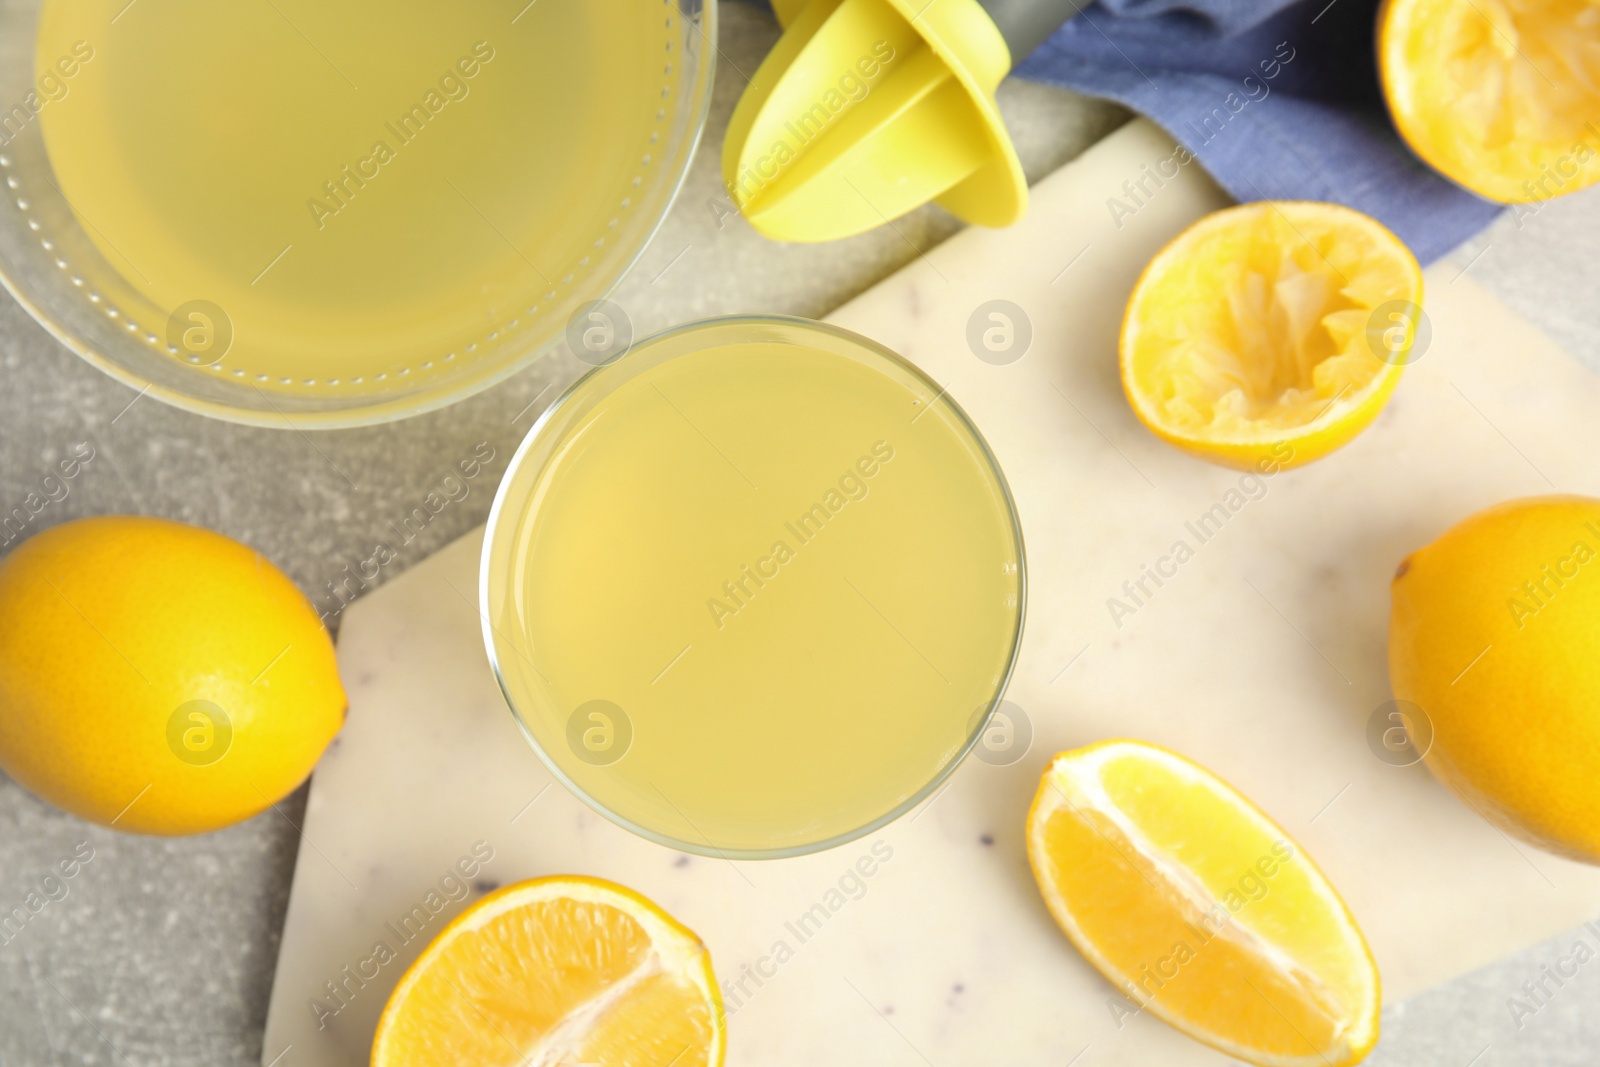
[{"left": 482, "top": 317, "right": 1025, "bottom": 857}]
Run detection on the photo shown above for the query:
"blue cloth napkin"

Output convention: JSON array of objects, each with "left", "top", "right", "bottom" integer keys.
[
  {"left": 1013, "top": 0, "right": 1502, "bottom": 262},
  {"left": 743, "top": 0, "right": 1501, "bottom": 260}
]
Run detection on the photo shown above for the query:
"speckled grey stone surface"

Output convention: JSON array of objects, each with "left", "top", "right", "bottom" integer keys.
[{"left": 0, "top": 3, "right": 1596, "bottom": 1065}]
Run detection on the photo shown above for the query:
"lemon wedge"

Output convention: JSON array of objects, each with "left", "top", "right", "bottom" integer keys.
[
  {"left": 372, "top": 876, "right": 725, "bottom": 1067},
  {"left": 1027, "top": 741, "right": 1380, "bottom": 1067}
]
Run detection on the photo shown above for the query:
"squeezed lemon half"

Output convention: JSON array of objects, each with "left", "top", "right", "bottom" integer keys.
[
  {"left": 1379, "top": 0, "right": 1600, "bottom": 203},
  {"left": 1027, "top": 741, "right": 1381, "bottom": 1067},
  {"left": 371, "top": 876, "right": 725, "bottom": 1067},
  {"left": 1120, "top": 201, "right": 1423, "bottom": 471}
]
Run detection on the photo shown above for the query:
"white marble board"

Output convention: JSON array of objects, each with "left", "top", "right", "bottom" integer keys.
[{"left": 261, "top": 120, "right": 1600, "bottom": 1067}]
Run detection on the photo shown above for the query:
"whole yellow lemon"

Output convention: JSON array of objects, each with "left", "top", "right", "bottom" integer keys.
[
  {"left": 1389, "top": 495, "right": 1600, "bottom": 862},
  {"left": 0, "top": 516, "right": 345, "bottom": 835}
]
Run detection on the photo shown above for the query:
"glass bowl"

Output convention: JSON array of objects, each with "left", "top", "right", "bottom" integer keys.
[
  {"left": 481, "top": 316, "right": 1027, "bottom": 858},
  {"left": 0, "top": 0, "right": 714, "bottom": 427}
]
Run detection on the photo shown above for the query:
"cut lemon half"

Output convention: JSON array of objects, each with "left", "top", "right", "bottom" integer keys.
[
  {"left": 1379, "top": 0, "right": 1600, "bottom": 203},
  {"left": 1026, "top": 741, "right": 1380, "bottom": 1067},
  {"left": 1120, "top": 201, "right": 1423, "bottom": 471},
  {"left": 371, "top": 876, "right": 725, "bottom": 1067}
]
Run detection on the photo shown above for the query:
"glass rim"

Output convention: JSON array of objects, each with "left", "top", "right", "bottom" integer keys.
[
  {"left": 0, "top": 0, "right": 718, "bottom": 430},
  {"left": 478, "top": 314, "right": 1029, "bottom": 860}
]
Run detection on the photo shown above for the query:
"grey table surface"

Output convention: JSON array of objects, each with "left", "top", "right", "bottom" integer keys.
[{"left": 2, "top": 5, "right": 1598, "bottom": 1065}]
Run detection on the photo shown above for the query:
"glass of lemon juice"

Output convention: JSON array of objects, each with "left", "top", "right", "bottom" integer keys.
[
  {"left": 482, "top": 317, "right": 1025, "bottom": 857},
  {"left": 0, "top": 0, "right": 712, "bottom": 425}
]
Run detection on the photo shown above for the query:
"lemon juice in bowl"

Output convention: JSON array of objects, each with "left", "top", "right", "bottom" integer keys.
[
  {"left": 18, "top": 0, "right": 707, "bottom": 422},
  {"left": 482, "top": 317, "right": 1025, "bottom": 857}
]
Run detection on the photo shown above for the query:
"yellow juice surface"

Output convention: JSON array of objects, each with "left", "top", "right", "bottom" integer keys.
[
  {"left": 35, "top": 0, "right": 672, "bottom": 383},
  {"left": 490, "top": 333, "right": 1024, "bottom": 854}
]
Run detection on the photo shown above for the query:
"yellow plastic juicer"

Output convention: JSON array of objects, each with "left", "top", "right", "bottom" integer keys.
[{"left": 724, "top": 0, "right": 1085, "bottom": 241}]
